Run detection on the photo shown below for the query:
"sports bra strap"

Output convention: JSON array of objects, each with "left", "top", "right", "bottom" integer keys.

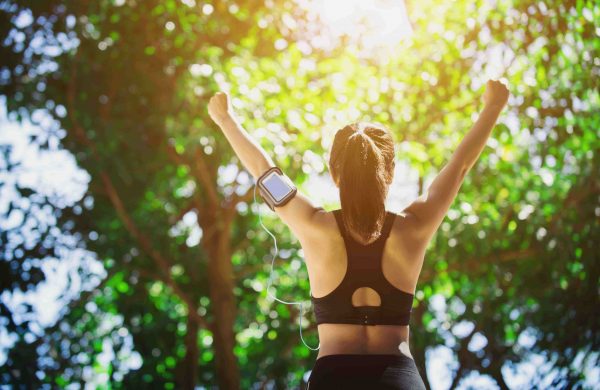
[
  {"left": 380, "top": 211, "right": 396, "bottom": 241},
  {"left": 332, "top": 209, "right": 346, "bottom": 238}
]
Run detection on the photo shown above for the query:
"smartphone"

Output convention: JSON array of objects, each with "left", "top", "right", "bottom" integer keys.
[
  {"left": 257, "top": 167, "right": 297, "bottom": 210},
  {"left": 262, "top": 171, "right": 294, "bottom": 201}
]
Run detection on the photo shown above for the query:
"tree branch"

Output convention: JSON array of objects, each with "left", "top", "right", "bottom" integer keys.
[
  {"left": 193, "top": 146, "right": 220, "bottom": 208},
  {"left": 420, "top": 247, "right": 538, "bottom": 282},
  {"left": 66, "top": 54, "right": 211, "bottom": 331},
  {"left": 98, "top": 172, "right": 210, "bottom": 329}
]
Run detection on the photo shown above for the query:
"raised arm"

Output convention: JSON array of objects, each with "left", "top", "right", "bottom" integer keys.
[
  {"left": 207, "top": 92, "right": 324, "bottom": 244},
  {"left": 403, "top": 79, "right": 510, "bottom": 243},
  {"left": 207, "top": 92, "right": 276, "bottom": 179}
]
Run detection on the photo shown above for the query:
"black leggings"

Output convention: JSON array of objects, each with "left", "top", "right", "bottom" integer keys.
[{"left": 307, "top": 353, "right": 426, "bottom": 390}]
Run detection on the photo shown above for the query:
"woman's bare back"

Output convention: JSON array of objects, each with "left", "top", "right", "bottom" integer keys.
[{"left": 302, "top": 209, "right": 427, "bottom": 359}]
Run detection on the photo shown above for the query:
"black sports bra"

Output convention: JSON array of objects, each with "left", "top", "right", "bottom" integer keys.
[{"left": 310, "top": 209, "right": 414, "bottom": 326}]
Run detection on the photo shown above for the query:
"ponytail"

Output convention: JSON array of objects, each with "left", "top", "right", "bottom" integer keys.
[{"left": 330, "top": 123, "right": 395, "bottom": 245}]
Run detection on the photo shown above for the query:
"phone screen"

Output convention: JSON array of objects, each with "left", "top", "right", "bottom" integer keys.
[{"left": 263, "top": 172, "right": 293, "bottom": 202}]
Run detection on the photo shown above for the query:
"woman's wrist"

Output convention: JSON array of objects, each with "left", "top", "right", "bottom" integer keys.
[{"left": 215, "top": 112, "right": 237, "bottom": 127}]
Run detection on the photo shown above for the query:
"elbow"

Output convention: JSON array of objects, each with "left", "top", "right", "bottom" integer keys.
[
  {"left": 460, "top": 160, "right": 473, "bottom": 177},
  {"left": 449, "top": 154, "right": 470, "bottom": 178}
]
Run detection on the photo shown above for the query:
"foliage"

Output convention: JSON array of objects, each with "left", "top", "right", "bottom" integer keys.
[{"left": 1, "top": 0, "right": 598, "bottom": 388}]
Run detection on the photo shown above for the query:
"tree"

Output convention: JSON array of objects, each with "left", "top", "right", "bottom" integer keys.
[{"left": 1, "top": 0, "right": 598, "bottom": 388}]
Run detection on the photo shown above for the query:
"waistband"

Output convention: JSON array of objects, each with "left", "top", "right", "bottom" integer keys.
[{"left": 315, "top": 353, "right": 415, "bottom": 365}]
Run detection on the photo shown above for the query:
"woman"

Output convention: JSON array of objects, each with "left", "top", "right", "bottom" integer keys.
[{"left": 208, "top": 79, "right": 509, "bottom": 389}]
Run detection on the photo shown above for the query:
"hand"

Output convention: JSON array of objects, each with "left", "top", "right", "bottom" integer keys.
[
  {"left": 208, "top": 91, "right": 235, "bottom": 124},
  {"left": 483, "top": 79, "right": 509, "bottom": 108}
]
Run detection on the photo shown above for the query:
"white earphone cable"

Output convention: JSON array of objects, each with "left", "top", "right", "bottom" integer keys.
[{"left": 252, "top": 182, "right": 320, "bottom": 351}]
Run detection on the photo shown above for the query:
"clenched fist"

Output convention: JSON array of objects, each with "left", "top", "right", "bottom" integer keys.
[
  {"left": 208, "top": 91, "right": 235, "bottom": 125},
  {"left": 483, "top": 79, "right": 509, "bottom": 108}
]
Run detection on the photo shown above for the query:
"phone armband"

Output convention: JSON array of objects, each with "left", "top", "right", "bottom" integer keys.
[{"left": 256, "top": 167, "right": 297, "bottom": 211}]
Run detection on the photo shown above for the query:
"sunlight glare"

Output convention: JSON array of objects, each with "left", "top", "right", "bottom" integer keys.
[{"left": 299, "top": 0, "right": 413, "bottom": 55}]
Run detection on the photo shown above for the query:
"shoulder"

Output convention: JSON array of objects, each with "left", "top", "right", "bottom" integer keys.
[
  {"left": 390, "top": 210, "right": 420, "bottom": 235},
  {"left": 289, "top": 208, "right": 339, "bottom": 245},
  {"left": 312, "top": 208, "right": 339, "bottom": 233},
  {"left": 388, "top": 210, "right": 429, "bottom": 251}
]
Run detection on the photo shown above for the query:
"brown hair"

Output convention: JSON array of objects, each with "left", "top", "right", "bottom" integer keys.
[{"left": 329, "top": 122, "right": 395, "bottom": 244}]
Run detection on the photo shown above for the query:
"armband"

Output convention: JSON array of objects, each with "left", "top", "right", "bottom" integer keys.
[{"left": 256, "top": 167, "right": 297, "bottom": 211}]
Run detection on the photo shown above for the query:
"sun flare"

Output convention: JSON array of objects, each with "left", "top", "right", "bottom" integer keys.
[{"left": 298, "top": 0, "right": 414, "bottom": 55}]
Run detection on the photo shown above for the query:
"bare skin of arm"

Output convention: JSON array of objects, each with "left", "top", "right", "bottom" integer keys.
[
  {"left": 404, "top": 80, "right": 510, "bottom": 244},
  {"left": 207, "top": 92, "right": 276, "bottom": 179},
  {"left": 207, "top": 92, "right": 324, "bottom": 244}
]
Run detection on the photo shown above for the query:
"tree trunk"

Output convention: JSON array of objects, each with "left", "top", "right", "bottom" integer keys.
[
  {"left": 181, "top": 314, "right": 199, "bottom": 390},
  {"left": 488, "top": 362, "right": 509, "bottom": 390},
  {"left": 204, "top": 213, "right": 239, "bottom": 389},
  {"left": 448, "top": 364, "right": 464, "bottom": 390}
]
